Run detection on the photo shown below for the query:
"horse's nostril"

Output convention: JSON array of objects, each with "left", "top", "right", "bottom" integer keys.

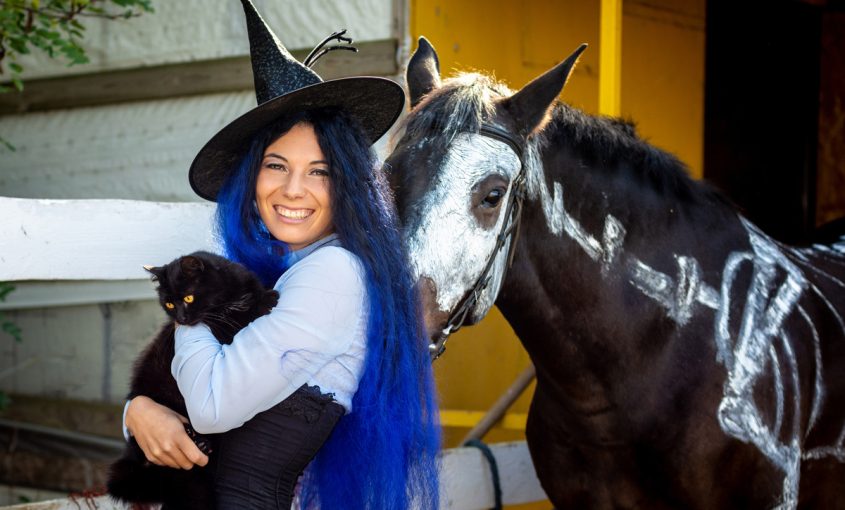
[{"left": 417, "top": 277, "right": 449, "bottom": 340}]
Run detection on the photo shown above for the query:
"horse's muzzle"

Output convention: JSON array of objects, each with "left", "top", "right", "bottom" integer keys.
[{"left": 417, "top": 276, "right": 450, "bottom": 340}]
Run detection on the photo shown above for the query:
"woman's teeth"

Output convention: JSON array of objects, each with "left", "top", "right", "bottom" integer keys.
[{"left": 275, "top": 206, "right": 313, "bottom": 219}]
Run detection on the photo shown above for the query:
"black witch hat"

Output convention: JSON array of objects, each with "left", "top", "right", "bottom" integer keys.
[{"left": 188, "top": 0, "right": 405, "bottom": 201}]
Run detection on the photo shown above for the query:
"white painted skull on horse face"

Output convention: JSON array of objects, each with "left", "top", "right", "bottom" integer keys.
[{"left": 387, "top": 39, "right": 586, "bottom": 340}]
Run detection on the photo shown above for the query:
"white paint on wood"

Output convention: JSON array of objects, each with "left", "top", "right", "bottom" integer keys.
[
  {"left": 0, "top": 92, "right": 253, "bottom": 202},
  {"left": 0, "top": 281, "right": 156, "bottom": 311},
  {"left": 0, "top": 91, "right": 398, "bottom": 202},
  {"left": 0, "top": 197, "right": 218, "bottom": 281},
  {"left": 438, "top": 441, "right": 547, "bottom": 508},
  {"left": 14, "top": 0, "right": 394, "bottom": 81}
]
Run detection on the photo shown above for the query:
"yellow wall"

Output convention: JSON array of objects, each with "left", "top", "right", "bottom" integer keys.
[{"left": 409, "top": 2, "right": 705, "bottom": 504}]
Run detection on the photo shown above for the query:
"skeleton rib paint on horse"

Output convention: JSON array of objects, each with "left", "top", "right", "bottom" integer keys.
[{"left": 387, "top": 38, "right": 845, "bottom": 508}]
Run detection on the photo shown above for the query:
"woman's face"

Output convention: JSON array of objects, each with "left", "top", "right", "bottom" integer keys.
[{"left": 255, "top": 122, "right": 333, "bottom": 251}]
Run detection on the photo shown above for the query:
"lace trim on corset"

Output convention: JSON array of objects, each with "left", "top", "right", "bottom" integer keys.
[{"left": 277, "top": 384, "right": 337, "bottom": 423}]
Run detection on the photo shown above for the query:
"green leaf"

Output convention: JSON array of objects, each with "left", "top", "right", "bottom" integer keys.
[
  {"left": 2, "top": 321, "right": 22, "bottom": 342},
  {"left": 9, "top": 62, "right": 23, "bottom": 73},
  {"left": 8, "top": 37, "right": 29, "bottom": 54},
  {"left": 0, "top": 136, "right": 16, "bottom": 151},
  {"left": 0, "top": 283, "right": 15, "bottom": 301},
  {"left": 11, "top": 77, "right": 23, "bottom": 92}
]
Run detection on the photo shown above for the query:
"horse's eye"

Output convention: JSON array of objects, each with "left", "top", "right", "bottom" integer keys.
[
  {"left": 165, "top": 302, "right": 175, "bottom": 309},
  {"left": 481, "top": 188, "right": 505, "bottom": 208}
]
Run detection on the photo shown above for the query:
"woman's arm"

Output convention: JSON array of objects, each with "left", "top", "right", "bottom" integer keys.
[
  {"left": 124, "top": 395, "right": 209, "bottom": 469},
  {"left": 172, "top": 247, "right": 366, "bottom": 434}
]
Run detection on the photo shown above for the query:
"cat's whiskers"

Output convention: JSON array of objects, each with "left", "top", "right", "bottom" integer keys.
[{"left": 202, "top": 312, "right": 240, "bottom": 330}]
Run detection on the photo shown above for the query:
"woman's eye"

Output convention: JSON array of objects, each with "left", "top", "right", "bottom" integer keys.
[
  {"left": 481, "top": 188, "right": 505, "bottom": 208},
  {"left": 311, "top": 168, "right": 330, "bottom": 177},
  {"left": 264, "top": 162, "right": 285, "bottom": 171}
]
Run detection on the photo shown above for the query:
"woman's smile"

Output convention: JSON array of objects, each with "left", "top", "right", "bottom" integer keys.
[{"left": 274, "top": 205, "right": 315, "bottom": 222}]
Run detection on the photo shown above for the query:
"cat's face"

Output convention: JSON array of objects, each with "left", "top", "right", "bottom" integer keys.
[{"left": 145, "top": 254, "right": 237, "bottom": 326}]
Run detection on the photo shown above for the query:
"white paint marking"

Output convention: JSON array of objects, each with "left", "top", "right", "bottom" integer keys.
[
  {"left": 407, "top": 134, "right": 520, "bottom": 319},
  {"left": 797, "top": 305, "right": 825, "bottom": 435},
  {"left": 769, "top": 344, "right": 784, "bottom": 439},
  {"left": 601, "top": 215, "right": 626, "bottom": 273}
]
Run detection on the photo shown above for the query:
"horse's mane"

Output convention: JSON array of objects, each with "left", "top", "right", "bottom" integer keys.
[
  {"left": 541, "top": 102, "right": 730, "bottom": 209},
  {"left": 400, "top": 72, "right": 731, "bottom": 211},
  {"left": 401, "top": 72, "right": 507, "bottom": 150}
]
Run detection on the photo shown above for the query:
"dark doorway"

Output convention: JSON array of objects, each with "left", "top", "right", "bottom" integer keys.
[{"left": 704, "top": 0, "right": 845, "bottom": 244}]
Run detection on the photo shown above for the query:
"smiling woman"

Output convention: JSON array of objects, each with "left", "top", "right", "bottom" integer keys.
[
  {"left": 255, "top": 123, "right": 334, "bottom": 251},
  {"left": 116, "top": 1, "right": 440, "bottom": 509}
]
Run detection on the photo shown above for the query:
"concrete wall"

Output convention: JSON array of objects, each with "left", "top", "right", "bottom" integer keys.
[{"left": 1, "top": 301, "right": 161, "bottom": 404}]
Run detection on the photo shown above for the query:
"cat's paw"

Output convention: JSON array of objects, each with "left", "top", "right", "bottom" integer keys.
[
  {"left": 183, "top": 423, "right": 213, "bottom": 455},
  {"left": 261, "top": 289, "right": 280, "bottom": 312}
]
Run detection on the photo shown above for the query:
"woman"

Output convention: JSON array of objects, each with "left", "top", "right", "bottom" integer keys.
[{"left": 123, "top": 1, "right": 440, "bottom": 508}]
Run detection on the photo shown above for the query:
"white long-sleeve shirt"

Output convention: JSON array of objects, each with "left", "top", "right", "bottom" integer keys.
[{"left": 170, "top": 236, "right": 368, "bottom": 434}]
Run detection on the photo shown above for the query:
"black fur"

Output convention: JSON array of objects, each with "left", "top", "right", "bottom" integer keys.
[{"left": 107, "top": 251, "right": 279, "bottom": 509}]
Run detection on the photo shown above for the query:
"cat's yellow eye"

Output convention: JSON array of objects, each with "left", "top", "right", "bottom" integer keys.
[
  {"left": 165, "top": 302, "right": 175, "bottom": 309},
  {"left": 183, "top": 295, "right": 194, "bottom": 304}
]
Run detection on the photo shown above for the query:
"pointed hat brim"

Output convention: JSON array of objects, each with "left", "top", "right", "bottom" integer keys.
[{"left": 188, "top": 75, "right": 404, "bottom": 202}]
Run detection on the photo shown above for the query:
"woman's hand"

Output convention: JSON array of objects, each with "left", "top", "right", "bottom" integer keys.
[{"left": 124, "top": 396, "right": 209, "bottom": 469}]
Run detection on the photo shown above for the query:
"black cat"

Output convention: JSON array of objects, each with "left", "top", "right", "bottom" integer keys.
[{"left": 107, "top": 251, "right": 279, "bottom": 509}]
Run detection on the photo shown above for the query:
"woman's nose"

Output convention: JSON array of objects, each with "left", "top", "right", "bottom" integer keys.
[{"left": 283, "top": 171, "right": 306, "bottom": 199}]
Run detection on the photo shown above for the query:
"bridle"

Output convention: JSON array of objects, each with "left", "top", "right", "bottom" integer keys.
[{"left": 429, "top": 124, "right": 527, "bottom": 361}]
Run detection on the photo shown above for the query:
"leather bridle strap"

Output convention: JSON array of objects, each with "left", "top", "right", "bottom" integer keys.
[{"left": 429, "top": 124, "right": 527, "bottom": 361}]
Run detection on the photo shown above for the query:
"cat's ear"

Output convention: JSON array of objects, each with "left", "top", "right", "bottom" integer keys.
[
  {"left": 180, "top": 256, "right": 204, "bottom": 275},
  {"left": 143, "top": 264, "right": 163, "bottom": 281}
]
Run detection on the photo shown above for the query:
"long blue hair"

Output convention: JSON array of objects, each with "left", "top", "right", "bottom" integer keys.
[{"left": 215, "top": 109, "right": 441, "bottom": 509}]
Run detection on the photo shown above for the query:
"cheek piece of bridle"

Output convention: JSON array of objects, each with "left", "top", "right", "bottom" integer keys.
[{"left": 429, "top": 124, "right": 527, "bottom": 361}]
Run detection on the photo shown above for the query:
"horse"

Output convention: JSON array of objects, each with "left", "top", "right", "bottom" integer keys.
[{"left": 385, "top": 38, "right": 845, "bottom": 509}]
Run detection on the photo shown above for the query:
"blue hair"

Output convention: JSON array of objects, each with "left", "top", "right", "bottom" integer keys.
[{"left": 215, "top": 109, "right": 441, "bottom": 509}]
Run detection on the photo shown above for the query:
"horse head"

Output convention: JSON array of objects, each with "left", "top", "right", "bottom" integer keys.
[{"left": 387, "top": 37, "right": 586, "bottom": 340}]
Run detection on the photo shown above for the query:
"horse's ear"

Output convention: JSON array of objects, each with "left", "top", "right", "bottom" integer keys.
[
  {"left": 502, "top": 44, "right": 587, "bottom": 136},
  {"left": 407, "top": 36, "right": 441, "bottom": 109}
]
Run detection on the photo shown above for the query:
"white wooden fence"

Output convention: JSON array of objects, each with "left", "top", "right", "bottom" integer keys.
[{"left": 0, "top": 196, "right": 548, "bottom": 509}]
